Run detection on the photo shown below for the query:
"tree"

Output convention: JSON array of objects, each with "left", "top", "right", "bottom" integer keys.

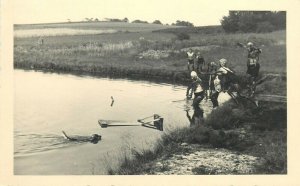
[
  {"left": 220, "top": 11, "right": 239, "bottom": 33},
  {"left": 173, "top": 20, "right": 194, "bottom": 27},
  {"left": 123, "top": 17, "right": 129, "bottom": 22},
  {"left": 175, "top": 32, "right": 190, "bottom": 40},
  {"left": 221, "top": 11, "right": 286, "bottom": 33},
  {"left": 153, "top": 20, "right": 162, "bottom": 24},
  {"left": 132, "top": 20, "right": 148, "bottom": 24}
]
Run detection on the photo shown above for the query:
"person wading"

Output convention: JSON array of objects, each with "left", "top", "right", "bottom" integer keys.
[
  {"left": 239, "top": 42, "right": 262, "bottom": 95},
  {"left": 186, "top": 71, "right": 205, "bottom": 108}
]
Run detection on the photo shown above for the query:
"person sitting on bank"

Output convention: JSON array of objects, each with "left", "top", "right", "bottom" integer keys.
[
  {"left": 195, "top": 51, "right": 205, "bottom": 73},
  {"left": 186, "top": 71, "right": 205, "bottom": 108},
  {"left": 186, "top": 48, "right": 195, "bottom": 71}
]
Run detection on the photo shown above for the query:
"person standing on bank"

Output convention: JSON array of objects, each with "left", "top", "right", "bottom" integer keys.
[
  {"left": 186, "top": 71, "right": 205, "bottom": 108},
  {"left": 195, "top": 51, "right": 205, "bottom": 73},
  {"left": 238, "top": 42, "right": 262, "bottom": 87},
  {"left": 186, "top": 48, "right": 195, "bottom": 71}
]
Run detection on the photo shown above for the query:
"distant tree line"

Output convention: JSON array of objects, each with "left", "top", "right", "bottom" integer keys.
[
  {"left": 132, "top": 19, "right": 148, "bottom": 24},
  {"left": 221, "top": 11, "right": 286, "bottom": 33},
  {"left": 80, "top": 17, "right": 196, "bottom": 27},
  {"left": 172, "top": 20, "right": 194, "bottom": 27},
  {"left": 105, "top": 17, "right": 129, "bottom": 22}
]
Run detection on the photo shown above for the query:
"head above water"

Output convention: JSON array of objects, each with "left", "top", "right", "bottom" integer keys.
[{"left": 91, "top": 134, "right": 101, "bottom": 144}]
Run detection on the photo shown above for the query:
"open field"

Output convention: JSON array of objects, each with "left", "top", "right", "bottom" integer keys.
[{"left": 14, "top": 21, "right": 177, "bottom": 32}]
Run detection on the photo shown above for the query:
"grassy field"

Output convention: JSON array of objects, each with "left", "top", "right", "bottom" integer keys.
[
  {"left": 14, "top": 22, "right": 287, "bottom": 174},
  {"left": 14, "top": 21, "right": 286, "bottom": 84},
  {"left": 14, "top": 21, "right": 177, "bottom": 32}
]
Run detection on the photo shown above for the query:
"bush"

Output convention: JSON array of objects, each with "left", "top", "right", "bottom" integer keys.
[
  {"left": 205, "top": 102, "right": 246, "bottom": 130},
  {"left": 175, "top": 32, "right": 190, "bottom": 41},
  {"left": 153, "top": 20, "right": 162, "bottom": 24}
]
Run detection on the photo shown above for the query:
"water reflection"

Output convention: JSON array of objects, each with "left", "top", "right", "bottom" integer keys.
[{"left": 186, "top": 106, "right": 204, "bottom": 126}]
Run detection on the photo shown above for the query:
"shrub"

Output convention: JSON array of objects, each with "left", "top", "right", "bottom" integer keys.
[
  {"left": 175, "top": 32, "right": 190, "bottom": 41},
  {"left": 153, "top": 20, "right": 162, "bottom": 24},
  {"left": 205, "top": 102, "right": 246, "bottom": 129}
]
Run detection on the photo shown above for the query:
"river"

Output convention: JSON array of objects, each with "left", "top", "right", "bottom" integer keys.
[{"left": 14, "top": 69, "right": 231, "bottom": 175}]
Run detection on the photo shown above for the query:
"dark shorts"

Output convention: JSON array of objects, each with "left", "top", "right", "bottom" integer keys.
[
  {"left": 188, "top": 59, "right": 194, "bottom": 65},
  {"left": 247, "top": 63, "right": 260, "bottom": 77}
]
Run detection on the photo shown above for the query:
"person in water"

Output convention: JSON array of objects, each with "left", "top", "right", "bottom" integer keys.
[
  {"left": 62, "top": 131, "right": 101, "bottom": 144},
  {"left": 186, "top": 71, "right": 205, "bottom": 108}
]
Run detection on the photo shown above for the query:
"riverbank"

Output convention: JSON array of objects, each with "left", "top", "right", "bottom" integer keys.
[{"left": 108, "top": 98, "right": 287, "bottom": 175}]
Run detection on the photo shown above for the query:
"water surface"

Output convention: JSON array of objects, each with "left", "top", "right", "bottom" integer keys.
[{"left": 14, "top": 69, "right": 230, "bottom": 174}]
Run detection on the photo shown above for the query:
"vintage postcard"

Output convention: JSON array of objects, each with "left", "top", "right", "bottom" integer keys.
[{"left": 1, "top": 0, "right": 300, "bottom": 185}]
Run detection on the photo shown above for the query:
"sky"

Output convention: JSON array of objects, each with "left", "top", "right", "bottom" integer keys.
[
  {"left": 13, "top": 0, "right": 232, "bottom": 26},
  {"left": 12, "top": 0, "right": 293, "bottom": 26}
]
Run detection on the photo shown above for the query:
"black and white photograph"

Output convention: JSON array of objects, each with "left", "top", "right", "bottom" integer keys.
[{"left": 1, "top": 0, "right": 300, "bottom": 185}]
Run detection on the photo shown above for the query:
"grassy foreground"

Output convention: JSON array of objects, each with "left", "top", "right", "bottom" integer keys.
[
  {"left": 107, "top": 99, "right": 287, "bottom": 175},
  {"left": 14, "top": 22, "right": 287, "bottom": 174}
]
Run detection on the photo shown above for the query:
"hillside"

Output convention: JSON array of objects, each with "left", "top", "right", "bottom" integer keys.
[{"left": 14, "top": 21, "right": 179, "bottom": 32}]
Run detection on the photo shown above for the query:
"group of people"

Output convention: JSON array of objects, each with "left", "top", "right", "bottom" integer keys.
[
  {"left": 186, "top": 42, "right": 262, "bottom": 109},
  {"left": 186, "top": 49, "right": 206, "bottom": 72}
]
